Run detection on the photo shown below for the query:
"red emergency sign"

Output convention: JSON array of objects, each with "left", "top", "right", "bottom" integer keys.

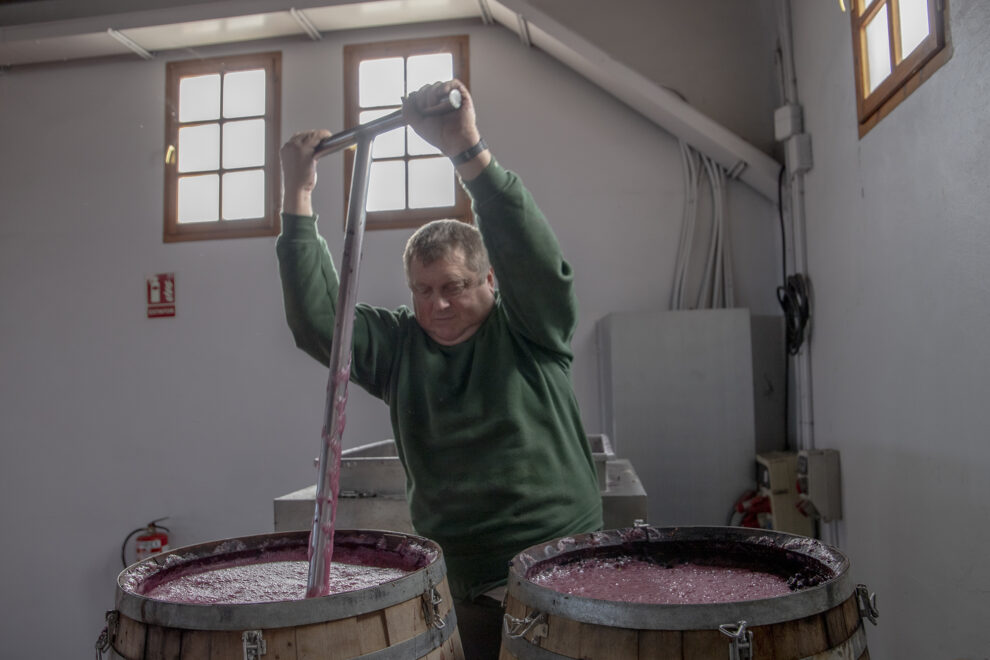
[{"left": 147, "top": 273, "right": 176, "bottom": 318}]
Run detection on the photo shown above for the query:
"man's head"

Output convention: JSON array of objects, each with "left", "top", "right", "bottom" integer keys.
[{"left": 404, "top": 219, "right": 495, "bottom": 346}]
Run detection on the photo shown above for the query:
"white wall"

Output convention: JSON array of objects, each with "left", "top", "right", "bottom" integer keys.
[
  {"left": 790, "top": 1, "right": 990, "bottom": 657},
  {"left": 0, "top": 18, "right": 779, "bottom": 658}
]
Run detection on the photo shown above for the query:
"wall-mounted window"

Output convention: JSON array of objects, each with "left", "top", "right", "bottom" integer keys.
[
  {"left": 343, "top": 35, "right": 470, "bottom": 231},
  {"left": 164, "top": 52, "right": 281, "bottom": 242},
  {"left": 851, "top": 0, "right": 950, "bottom": 136}
]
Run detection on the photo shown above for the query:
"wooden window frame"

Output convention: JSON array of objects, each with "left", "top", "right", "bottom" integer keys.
[
  {"left": 164, "top": 51, "right": 282, "bottom": 243},
  {"left": 851, "top": 0, "right": 951, "bottom": 137},
  {"left": 343, "top": 35, "right": 471, "bottom": 231}
]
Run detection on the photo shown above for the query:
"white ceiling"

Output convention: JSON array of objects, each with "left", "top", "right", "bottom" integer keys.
[{"left": 0, "top": 0, "right": 483, "bottom": 66}]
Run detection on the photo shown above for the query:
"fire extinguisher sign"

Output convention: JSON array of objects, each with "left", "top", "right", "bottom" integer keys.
[{"left": 147, "top": 273, "right": 176, "bottom": 318}]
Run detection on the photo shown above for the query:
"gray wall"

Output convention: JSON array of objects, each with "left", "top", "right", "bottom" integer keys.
[
  {"left": 0, "top": 19, "right": 779, "bottom": 657},
  {"left": 531, "top": 0, "right": 781, "bottom": 154},
  {"left": 790, "top": 1, "right": 990, "bottom": 657}
]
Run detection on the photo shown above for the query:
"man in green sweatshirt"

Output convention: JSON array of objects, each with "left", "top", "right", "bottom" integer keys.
[{"left": 277, "top": 79, "right": 602, "bottom": 658}]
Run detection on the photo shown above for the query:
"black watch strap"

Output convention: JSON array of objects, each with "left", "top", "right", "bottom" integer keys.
[{"left": 450, "top": 138, "right": 488, "bottom": 165}]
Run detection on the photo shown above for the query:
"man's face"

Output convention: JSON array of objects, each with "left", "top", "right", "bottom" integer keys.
[{"left": 409, "top": 247, "right": 495, "bottom": 346}]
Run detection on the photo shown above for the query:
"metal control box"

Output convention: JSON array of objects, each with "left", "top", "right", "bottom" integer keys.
[
  {"left": 756, "top": 451, "right": 814, "bottom": 536},
  {"left": 797, "top": 449, "right": 842, "bottom": 522}
]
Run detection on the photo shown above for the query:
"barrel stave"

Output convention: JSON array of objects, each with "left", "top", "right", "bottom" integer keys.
[
  {"left": 145, "top": 625, "right": 181, "bottom": 659},
  {"left": 637, "top": 629, "right": 682, "bottom": 657},
  {"left": 261, "top": 627, "right": 298, "bottom": 659},
  {"left": 766, "top": 608, "right": 828, "bottom": 657},
  {"left": 544, "top": 613, "right": 581, "bottom": 654},
  {"left": 114, "top": 613, "right": 147, "bottom": 659}
]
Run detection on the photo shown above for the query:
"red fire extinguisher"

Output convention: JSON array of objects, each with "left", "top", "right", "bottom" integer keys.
[{"left": 121, "top": 518, "right": 170, "bottom": 567}]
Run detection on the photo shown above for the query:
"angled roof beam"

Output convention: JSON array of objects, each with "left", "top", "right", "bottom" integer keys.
[{"left": 491, "top": 0, "right": 782, "bottom": 201}]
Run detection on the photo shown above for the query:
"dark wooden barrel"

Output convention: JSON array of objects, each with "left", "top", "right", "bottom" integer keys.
[
  {"left": 108, "top": 529, "right": 463, "bottom": 659},
  {"left": 499, "top": 526, "right": 871, "bottom": 660}
]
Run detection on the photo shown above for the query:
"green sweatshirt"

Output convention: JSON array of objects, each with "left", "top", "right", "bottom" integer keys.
[{"left": 276, "top": 160, "right": 603, "bottom": 600}]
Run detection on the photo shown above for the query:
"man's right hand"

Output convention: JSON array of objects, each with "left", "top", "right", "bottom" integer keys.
[{"left": 280, "top": 129, "right": 332, "bottom": 216}]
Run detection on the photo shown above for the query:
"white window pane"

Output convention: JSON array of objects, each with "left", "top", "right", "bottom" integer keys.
[
  {"left": 222, "top": 169, "right": 265, "bottom": 220},
  {"left": 409, "top": 157, "right": 455, "bottom": 209},
  {"left": 178, "top": 124, "right": 219, "bottom": 172},
  {"left": 223, "top": 119, "right": 266, "bottom": 169},
  {"left": 179, "top": 74, "right": 220, "bottom": 122},
  {"left": 899, "top": 0, "right": 930, "bottom": 58},
  {"left": 178, "top": 174, "right": 219, "bottom": 223},
  {"left": 360, "top": 109, "right": 404, "bottom": 159},
  {"left": 359, "top": 58, "right": 404, "bottom": 108},
  {"left": 366, "top": 160, "right": 405, "bottom": 211},
  {"left": 406, "top": 53, "right": 453, "bottom": 95},
  {"left": 223, "top": 69, "right": 266, "bottom": 118},
  {"left": 865, "top": 5, "right": 891, "bottom": 93},
  {"left": 407, "top": 126, "right": 442, "bottom": 156}
]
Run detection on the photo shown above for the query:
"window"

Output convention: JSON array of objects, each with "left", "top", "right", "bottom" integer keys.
[
  {"left": 164, "top": 52, "right": 281, "bottom": 242},
  {"left": 850, "top": 0, "right": 951, "bottom": 136},
  {"left": 343, "top": 36, "right": 471, "bottom": 230}
]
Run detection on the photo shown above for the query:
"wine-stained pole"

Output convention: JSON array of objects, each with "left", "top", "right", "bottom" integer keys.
[{"left": 305, "top": 87, "right": 462, "bottom": 598}]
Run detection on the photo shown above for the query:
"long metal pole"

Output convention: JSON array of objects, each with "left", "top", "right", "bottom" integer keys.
[
  {"left": 306, "top": 133, "right": 373, "bottom": 598},
  {"left": 303, "top": 86, "right": 462, "bottom": 598}
]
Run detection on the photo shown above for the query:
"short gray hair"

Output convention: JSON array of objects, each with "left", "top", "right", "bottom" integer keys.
[{"left": 403, "top": 219, "right": 490, "bottom": 283}]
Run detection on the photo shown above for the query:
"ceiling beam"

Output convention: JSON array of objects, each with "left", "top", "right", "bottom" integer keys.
[
  {"left": 289, "top": 7, "right": 322, "bottom": 41},
  {"left": 106, "top": 28, "right": 155, "bottom": 59}
]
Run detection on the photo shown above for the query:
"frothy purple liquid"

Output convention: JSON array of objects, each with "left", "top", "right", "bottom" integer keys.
[
  {"left": 532, "top": 557, "right": 792, "bottom": 604},
  {"left": 140, "top": 553, "right": 411, "bottom": 605}
]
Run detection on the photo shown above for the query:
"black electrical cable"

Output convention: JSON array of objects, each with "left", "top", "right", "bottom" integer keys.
[
  {"left": 776, "top": 166, "right": 804, "bottom": 451},
  {"left": 778, "top": 274, "right": 810, "bottom": 355},
  {"left": 121, "top": 527, "right": 145, "bottom": 568},
  {"left": 777, "top": 166, "right": 790, "bottom": 452},
  {"left": 776, "top": 158, "right": 811, "bottom": 357}
]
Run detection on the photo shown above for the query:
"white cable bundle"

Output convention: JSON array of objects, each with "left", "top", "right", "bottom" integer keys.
[
  {"left": 671, "top": 141, "right": 735, "bottom": 310},
  {"left": 671, "top": 140, "right": 700, "bottom": 310}
]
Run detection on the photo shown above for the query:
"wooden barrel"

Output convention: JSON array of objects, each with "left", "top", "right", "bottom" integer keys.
[
  {"left": 499, "top": 526, "right": 872, "bottom": 660},
  {"left": 108, "top": 529, "right": 464, "bottom": 659}
]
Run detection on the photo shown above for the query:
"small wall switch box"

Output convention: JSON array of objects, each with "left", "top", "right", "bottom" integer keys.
[
  {"left": 774, "top": 104, "right": 804, "bottom": 141},
  {"left": 785, "top": 134, "right": 814, "bottom": 175}
]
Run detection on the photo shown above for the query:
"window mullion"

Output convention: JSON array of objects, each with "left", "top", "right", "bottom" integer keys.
[
  {"left": 858, "top": 0, "right": 883, "bottom": 16},
  {"left": 929, "top": 0, "right": 943, "bottom": 48},
  {"left": 217, "top": 72, "right": 225, "bottom": 222},
  {"left": 889, "top": 0, "right": 904, "bottom": 65},
  {"left": 403, "top": 54, "right": 410, "bottom": 212}
]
